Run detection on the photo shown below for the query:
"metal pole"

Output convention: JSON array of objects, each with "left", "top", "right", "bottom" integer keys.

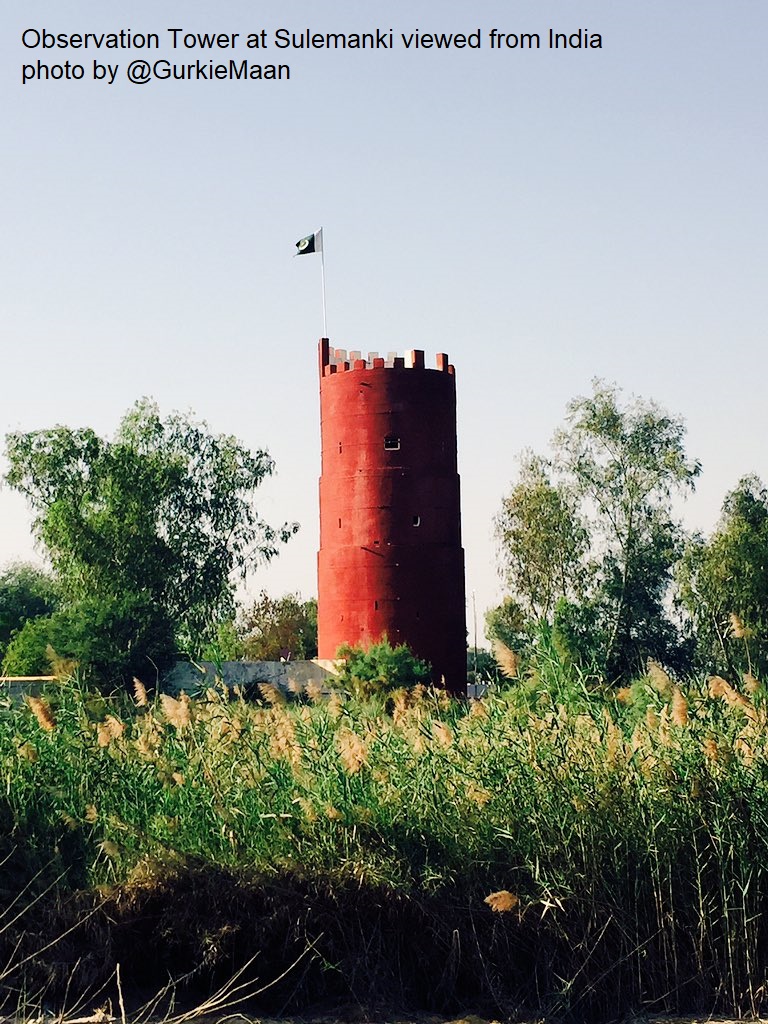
[
  {"left": 472, "top": 589, "right": 478, "bottom": 679},
  {"left": 320, "top": 246, "right": 328, "bottom": 338}
]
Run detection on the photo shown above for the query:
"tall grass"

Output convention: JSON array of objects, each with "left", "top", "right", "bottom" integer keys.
[{"left": 2, "top": 655, "right": 768, "bottom": 1019}]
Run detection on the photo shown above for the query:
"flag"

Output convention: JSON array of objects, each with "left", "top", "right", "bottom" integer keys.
[{"left": 296, "top": 228, "right": 323, "bottom": 256}]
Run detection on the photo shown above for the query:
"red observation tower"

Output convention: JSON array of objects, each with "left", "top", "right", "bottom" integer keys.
[{"left": 317, "top": 339, "right": 466, "bottom": 694}]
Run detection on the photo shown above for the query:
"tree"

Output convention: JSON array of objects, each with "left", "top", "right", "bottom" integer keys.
[
  {"left": 494, "top": 454, "right": 588, "bottom": 620},
  {"left": 4, "top": 399, "right": 298, "bottom": 664},
  {"left": 0, "top": 562, "right": 59, "bottom": 663},
  {"left": 554, "top": 381, "right": 699, "bottom": 677},
  {"left": 495, "top": 381, "right": 700, "bottom": 680},
  {"left": 236, "top": 591, "right": 318, "bottom": 661},
  {"left": 678, "top": 475, "right": 768, "bottom": 678}
]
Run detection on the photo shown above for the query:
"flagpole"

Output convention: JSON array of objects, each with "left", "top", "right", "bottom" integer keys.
[{"left": 320, "top": 244, "right": 328, "bottom": 337}]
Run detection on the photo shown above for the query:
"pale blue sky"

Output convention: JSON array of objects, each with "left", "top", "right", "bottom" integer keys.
[{"left": 2, "top": 0, "right": 766, "bottom": 640}]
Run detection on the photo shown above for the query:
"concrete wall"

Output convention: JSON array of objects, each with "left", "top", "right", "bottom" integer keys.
[{"left": 162, "top": 658, "right": 341, "bottom": 695}]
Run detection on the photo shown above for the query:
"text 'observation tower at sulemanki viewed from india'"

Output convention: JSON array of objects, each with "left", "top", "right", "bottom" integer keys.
[{"left": 317, "top": 339, "right": 467, "bottom": 693}]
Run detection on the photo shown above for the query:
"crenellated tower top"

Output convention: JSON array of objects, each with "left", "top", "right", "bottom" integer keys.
[{"left": 319, "top": 337, "right": 454, "bottom": 377}]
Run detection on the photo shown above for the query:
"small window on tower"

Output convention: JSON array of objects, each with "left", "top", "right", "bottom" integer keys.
[
  {"left": 374, "top": 600, "right": 379, "bottom": 610},
  {"left": 338, "top": 442, "right": 342, "bottom": 454},
  {"left": 338, "top": 518, "right": 342, "bottom": 528},
  {"left": 384, "top": 436, "right": 400, "bottom": 451}
]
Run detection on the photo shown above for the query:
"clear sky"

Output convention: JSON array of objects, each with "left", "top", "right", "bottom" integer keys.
[{"left": 2, "top": 0, "right": 766, "bottom": 642}]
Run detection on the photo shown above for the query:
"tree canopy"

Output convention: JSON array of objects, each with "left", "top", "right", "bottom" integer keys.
[
  {"left": 679, "top": 475, "right": 768, "bottom": 679},
  {"left": 494, "top": 380, "right": 701, "bottom": 680},
  {"left": 4, "top": 399, "right": 298, "bottom": 677}
]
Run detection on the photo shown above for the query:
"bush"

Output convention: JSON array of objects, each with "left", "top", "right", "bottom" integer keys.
[
  {"left": 1, "top": 593, "right": 175, "bottom": 686},
  {"left": 0, "top": 562, "right": 59, "bottom": 663},
  {"left": 335, "top": 638, "right": 431, "bottom": 698}
]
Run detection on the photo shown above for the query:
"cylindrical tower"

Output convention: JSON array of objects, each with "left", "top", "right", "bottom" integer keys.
[{"left": 317, "top": 339, "right": 466, "bottom": 693}]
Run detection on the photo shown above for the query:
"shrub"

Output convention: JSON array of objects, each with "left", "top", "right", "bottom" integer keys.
[
  {"left": 335, "top": 638, "right": 431, "bottom": 697},
  {"left": 1, "top": 593, "right": 175, "bottom": 686}
]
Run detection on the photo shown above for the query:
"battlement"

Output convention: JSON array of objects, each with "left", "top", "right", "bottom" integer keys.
[{"left": 319, "top": 338, "right": 454, "bottom": 377}]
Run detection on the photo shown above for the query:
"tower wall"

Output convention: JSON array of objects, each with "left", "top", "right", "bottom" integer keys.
[{"left": 317, "top": 339, "right": 466, "bottom": 693}]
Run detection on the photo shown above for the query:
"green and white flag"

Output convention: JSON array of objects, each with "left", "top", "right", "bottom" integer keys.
[{"left": 296, "top": 228, "right": 323, "bottom": 255}]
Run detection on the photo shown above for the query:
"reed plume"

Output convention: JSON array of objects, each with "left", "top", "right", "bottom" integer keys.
[
  {"left": 484, "top": 890, "right": 520, "bottom": 912},
  {"left": 26, "top": 695, "right": 55, "bottom": 732},
  {"left": 492, "top": 639, "right": 519, "bottom": 679},
  {"left": 337, "top": 727, "right": 368, "bottom": 773},
  {"left": 132, "top": 677, "right": 148, "bottom": 707}
]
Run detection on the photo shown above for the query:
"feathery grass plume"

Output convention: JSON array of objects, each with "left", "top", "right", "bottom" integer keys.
[
  {"left": 410, "top": 729, "right": 426, "bottom": 755},
  {"left": 615, "top": 686, "right": 633, "bottom": 705},
  {"left": 728, "top": 612, "right": 752, "bottom": 639},
  {"left": 258, "top": 682, "right": 285, "bottom": 705},
  {"left": 743, "top": 671, "right": 761, "bottom": 695},
  {"left": 100, "top": 839, "right": 120, "bottom": 859},
  {"left": 658, "top": 705, "right": 671, "bottom": 747},
  {"left": 45, "top": 643, "right": 78, "bottom": 680},
  {"left": 85, "top": 804, "right": 98, "bottom": 822},
  {"left": 492, "top": 639, "right": 519, "bottom": 679},
  {"left": 135, "top": 722, "right": 162, "bottom": 759},
  {"left": 484, "top": 890, "right": 520, "bottom": 912},
  {"left": 337, "top": 727, "right": 368, "bottom": 773},
  {"left": 432, "top": 721, "right": 453, "bottom": 748},
  {"left": 708, "top": 675, "right": 728, "bottom": 698},
  {"left": 171, "top": 771, "right": 185, "bottom": 785},
  {"left": 161, "top": 692, "right": 192, "bottom": 730},
  {"left": 223, "top": 716, "right": 244, "bottom": 742},
  {"left": 325, "top": 805, "right": 343, "bottom": 820},
  {"left": 469, "top": 697, "right": 489, "bottom": 718},
  {"left": 132, "top": 677, "right": 148, "bottom": 707},
  {"left": 96, "top": 722, "right": 112, "bottom": 748},
  {"left": 17, "top": 740, "right": 37, "bottom": 761},
  {"left": 466, "top": 782, "right": 492, "bottom": 807},
  {"left": 286, "top": 678, "right": 304, "bottom": 695},
  {"left": 105, "top": 714, "right": 125, "bottom": 739},
  {"left": 604, "top": 716, "right": 624, "bottom": 765},
  {"left": 412, "top": 683, "right": 429, "bottom": 704},
  {"left": 60, "top": 811, "right": 78, "bottom": 830},
  {"left": 327, "top": 691, "right": 344, "bottom": 720},
  {"left": 305, "top": 679, "right": 324, "bottom": 703},
  {"left": 671, "top": 686, "right": 689, "bottom": 727},
  {"left": 703, "top": 737, "right": 719, "bottom": 760},
  {"left": 647, "top": 659, "right": 673, "bottom": 695},
  {"left": 708, "top": 675, "right": 757, "bottom": 720},
  {"left": 391, "top": 687, "right": 410, "bottom": 726},
  {"left": 26, "top": 695, "right": 55, "bottom": 732},
  {"left": 269, "top": 707, "right": 301, "bottom": 767},
  {"left": 296, "top": 796, "right": 318, "bottom": 822},
  {"left": 645, "top": 706, "right": 659, "bottom": 732}
]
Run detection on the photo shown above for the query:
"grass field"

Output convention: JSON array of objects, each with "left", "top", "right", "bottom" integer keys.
[{"left": 2, "top": 656, "right": 768, "bottom": 1021}]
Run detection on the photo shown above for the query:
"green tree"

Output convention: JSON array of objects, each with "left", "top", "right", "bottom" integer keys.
[
  {"left": 554, "top": 381, "right": 699, "bottom": 677},
  {"left": 4, "top": 399, "right": 297, "bottom": 671},
  {"left": 495, "top": 381, "right": 700, "bottom": 680},
  {"left": 678, "top": 475, "right": 768, "bottom": 678},
  {"left": 494, "top": 454, "right": 589, "bottom": 620},
  {"left": 235, "top": 591, "right": 318, "bottom": 661},
  {"left": 0, "top": 562, "right": 59, "bottom": 663}
]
